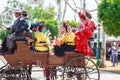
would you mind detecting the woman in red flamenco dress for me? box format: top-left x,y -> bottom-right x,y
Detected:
75,11 -> 95,56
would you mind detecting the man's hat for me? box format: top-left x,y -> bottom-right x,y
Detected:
13,8 -> 21,13
22,10 -> 28,16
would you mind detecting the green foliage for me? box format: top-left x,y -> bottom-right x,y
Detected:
7,0 -> 19,8
0,26 -> 3,32
1,0 -> 19,26
44,20 -> 78,38
70,20 -> 79,28
1,0 -> 56,25
45,20 -> 58,38
61,20 -> 79,28
25,4 -> 56,21
0,30 -> 12,41
25,6 -> 34,21
98,0 -> 120,36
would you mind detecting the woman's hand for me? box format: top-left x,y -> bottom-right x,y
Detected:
55,39 -> 62,46
6,27 -> 12,30
43,43 -> 48,47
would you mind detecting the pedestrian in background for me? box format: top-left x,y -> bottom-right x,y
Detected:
111,46 -> 118,66
106,43 -> 112,60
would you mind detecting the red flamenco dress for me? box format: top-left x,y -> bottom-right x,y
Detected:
75,23 -> 94,56
84,21 -> 95,39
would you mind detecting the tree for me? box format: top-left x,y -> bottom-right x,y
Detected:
25,3 -> 56,21
25,1 -> 57,37
0,0 -> 19,41
62,1 -> 67,21
45,20 -> 58,38
98,0 -> 120,37
1,0 -> 56,24
0,0 -> 57,41
1,0 -> 19,26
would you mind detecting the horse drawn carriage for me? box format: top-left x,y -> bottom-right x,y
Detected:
0,41 -> 100,80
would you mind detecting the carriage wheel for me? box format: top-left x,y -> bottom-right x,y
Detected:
63,56 -> 100,80
51,66 -> 65,80
43,66 -> 64,80
0,66 -> 32,80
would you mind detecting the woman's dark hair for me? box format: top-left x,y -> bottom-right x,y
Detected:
40,22 -> 45,28
30,23 -> 36,30
78,12 -> 86,20
22,10 -> 28,16
85,11 -> 92,19
63,22 -> 68,32
38,25 -> 42,32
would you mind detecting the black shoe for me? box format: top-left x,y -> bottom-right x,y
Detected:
0,48 -> 4,54
4,50 -> 13,54
0,51 -> 6,55
0,48 -> 8,54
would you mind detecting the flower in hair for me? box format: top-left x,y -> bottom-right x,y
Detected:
85,10 -> 89,15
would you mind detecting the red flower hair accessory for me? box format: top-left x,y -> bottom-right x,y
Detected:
78,12 -> 85,20
85,10 -> 89,15
85,10 -> 92,19
63,21 -> 71,26
63,22 -> 67,25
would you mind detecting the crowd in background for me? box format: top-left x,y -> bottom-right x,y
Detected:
106,42 -> 120,66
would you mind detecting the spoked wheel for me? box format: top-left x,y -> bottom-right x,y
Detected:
0,63 -> 9,80
0,66 -> 32,80
51,66 -> 65,80
44,66 -> 64,80
63,56 -> 100,80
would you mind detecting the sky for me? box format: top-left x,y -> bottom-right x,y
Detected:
0,0 -> 100,22
0,0 -> 7,13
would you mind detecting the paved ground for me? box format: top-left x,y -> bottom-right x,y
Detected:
92,58 -> 120,74
31,66 -> 120,80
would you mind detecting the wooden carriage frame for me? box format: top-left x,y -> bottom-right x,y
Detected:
0,41 -> 100,80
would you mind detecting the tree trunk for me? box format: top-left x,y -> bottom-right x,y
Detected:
64,0 -> 77,13
62,1 -> 67,21
55,0 -> 62,36
83,0 -> 86,12
99,26 -> 106,68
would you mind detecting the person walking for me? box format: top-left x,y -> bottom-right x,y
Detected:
111,46 -> 117,66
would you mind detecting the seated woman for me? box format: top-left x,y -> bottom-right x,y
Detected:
34,24 -> 49,52
60,22 -> 75,52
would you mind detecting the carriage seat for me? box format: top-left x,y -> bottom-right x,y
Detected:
14,35 -> 27,41
15,41 -> 28,51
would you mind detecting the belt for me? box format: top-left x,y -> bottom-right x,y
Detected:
66,42 -> 74,45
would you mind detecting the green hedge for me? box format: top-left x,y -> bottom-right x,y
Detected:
45,20 -> 58,38
0,30 -> 12,41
